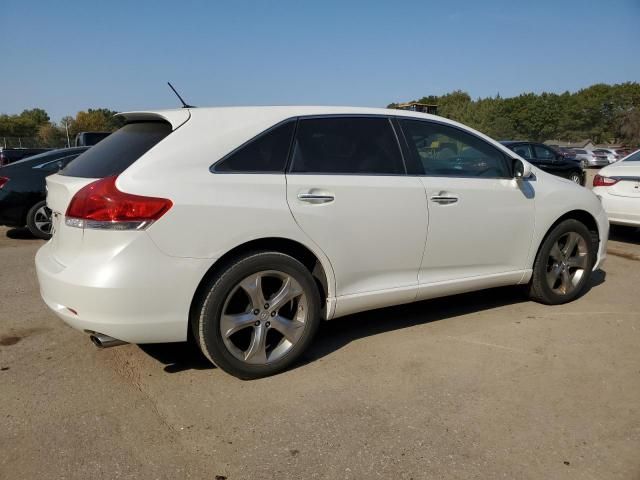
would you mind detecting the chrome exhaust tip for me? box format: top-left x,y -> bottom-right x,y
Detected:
89,332 -> 127,349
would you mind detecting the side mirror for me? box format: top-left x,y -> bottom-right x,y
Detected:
56,161 -> 63,171
513,158 -> 533,180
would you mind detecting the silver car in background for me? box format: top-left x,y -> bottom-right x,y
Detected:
572,149 -> 610,167
593,148 -> 622,164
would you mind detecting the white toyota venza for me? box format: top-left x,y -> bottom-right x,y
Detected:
36,107 -> 609,378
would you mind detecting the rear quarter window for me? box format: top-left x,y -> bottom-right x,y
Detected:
61,122 -> 171,178
212,120 -> 295,173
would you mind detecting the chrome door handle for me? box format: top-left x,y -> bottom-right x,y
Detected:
297,192 -> 335,204
430,194 -> 458,205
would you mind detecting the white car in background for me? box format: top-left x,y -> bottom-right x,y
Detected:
35,106 -> 608,379
593,149 -> 640,228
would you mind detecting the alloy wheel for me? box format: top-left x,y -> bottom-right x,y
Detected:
570,173 -> 582,184
546,232 -> 588,295
220,270 -> 308,365
34,205 -> 52,235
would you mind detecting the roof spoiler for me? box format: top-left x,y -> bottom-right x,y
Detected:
115,109 -> 191,130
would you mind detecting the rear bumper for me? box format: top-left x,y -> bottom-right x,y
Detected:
586,159 -> 609,167
594,190 -> 640,227
35,232 -> 213,344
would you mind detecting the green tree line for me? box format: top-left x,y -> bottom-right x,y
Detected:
389,82 -> 640,146
0,108 -> 125,148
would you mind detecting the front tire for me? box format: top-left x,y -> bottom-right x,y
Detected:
528,219 -> 596,305
192,252 -> 321,379
26,200 -> 52,240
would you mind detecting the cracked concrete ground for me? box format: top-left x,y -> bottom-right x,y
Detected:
1,225 -> 639,479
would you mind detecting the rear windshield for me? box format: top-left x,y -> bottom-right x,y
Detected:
624,151 -> 640,162
61,122 -> 171,178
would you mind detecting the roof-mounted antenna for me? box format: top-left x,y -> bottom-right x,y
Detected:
167,82 -> 195,108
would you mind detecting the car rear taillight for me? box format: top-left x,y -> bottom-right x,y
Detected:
593,175 -> 619,187
0,176 -> 8,189
65,176 -> 172,230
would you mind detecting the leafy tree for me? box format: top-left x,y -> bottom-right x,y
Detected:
389,82 -> 640,146
616,108 -> 640,145
37,123 -> 66,147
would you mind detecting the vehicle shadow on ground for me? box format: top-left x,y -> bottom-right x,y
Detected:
140,271 -> 606,374
609,226 -> 640,245
5,227 -> 39,240
302,272 -> 606,367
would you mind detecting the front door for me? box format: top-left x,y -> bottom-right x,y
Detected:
398,119 -> 536,290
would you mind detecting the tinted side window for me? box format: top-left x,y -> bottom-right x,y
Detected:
61,122 -> 171,178
290,117 -> 404,175
213,121 -> 295,173
533,145 -> 556,159
512,144 -> 532,159
400,120 -> 510,178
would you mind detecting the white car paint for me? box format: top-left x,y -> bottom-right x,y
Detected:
36,106 -> 609,344
593,149 -> 640,227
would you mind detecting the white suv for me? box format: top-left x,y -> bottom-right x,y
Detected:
36,107 -> 608,379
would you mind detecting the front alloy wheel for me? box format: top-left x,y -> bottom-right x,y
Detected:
193,252 -> 321,379
545,232 -> 589,295
528,219 -> 595,304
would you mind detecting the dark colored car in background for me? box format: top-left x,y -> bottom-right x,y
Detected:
556,146 -> 577,160
500,141 -> 585,185
0,147 -> 52,167
0,147 -> 89,239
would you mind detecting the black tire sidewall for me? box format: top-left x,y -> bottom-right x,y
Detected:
26,200 -> 52,240
569,172 -> 582,184
196,252 -> 321,379
533,219 -> 596,304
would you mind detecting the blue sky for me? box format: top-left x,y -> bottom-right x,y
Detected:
1,0 -> 639,121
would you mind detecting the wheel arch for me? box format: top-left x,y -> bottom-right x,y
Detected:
532,209 -> 600,267
189,237 -> 334,328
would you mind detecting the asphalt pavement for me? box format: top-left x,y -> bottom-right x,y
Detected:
1,217 -> 639,479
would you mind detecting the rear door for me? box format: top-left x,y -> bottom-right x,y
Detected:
286,116 -> 428,300
46,121 -> 173,266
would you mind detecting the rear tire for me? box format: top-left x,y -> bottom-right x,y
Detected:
528,219 -> 596,305
569,171 -> 583,185
192,251 -> 321,379
26,201 -> 52,240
